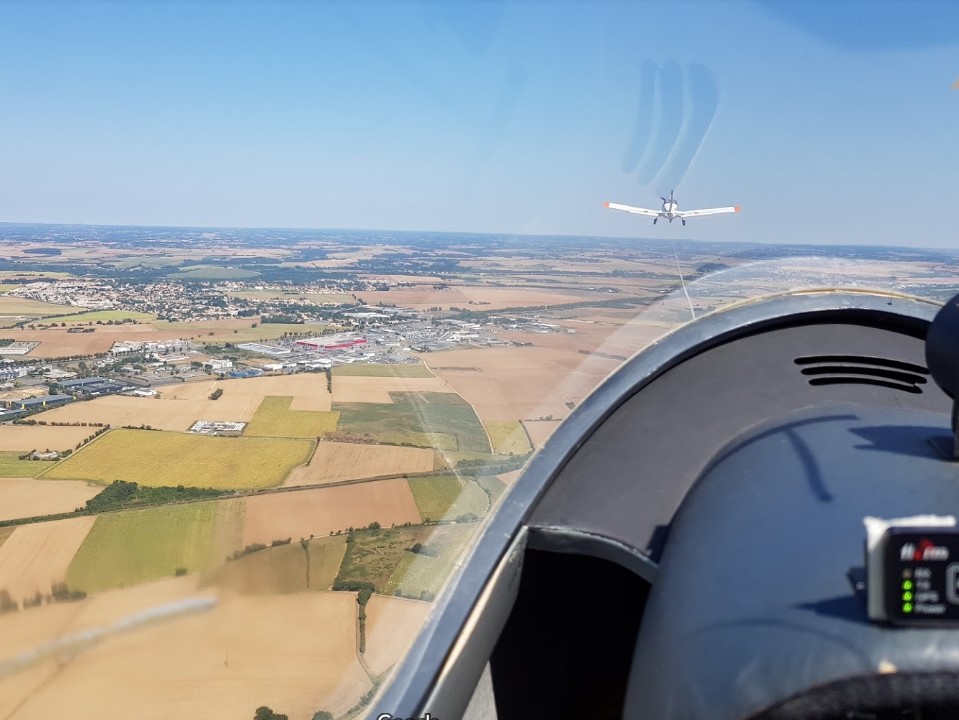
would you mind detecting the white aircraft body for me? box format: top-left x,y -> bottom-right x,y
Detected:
605,190 -> 740,226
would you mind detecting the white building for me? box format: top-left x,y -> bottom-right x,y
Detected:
204,359 -> 234,371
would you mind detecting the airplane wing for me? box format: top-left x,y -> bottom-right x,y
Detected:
677,205 -> 741,218
604,201 -> 660,217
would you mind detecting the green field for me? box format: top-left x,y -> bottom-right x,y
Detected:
0,526 -> 14,551
42,429 -> 314,489
244,396 -> 340,438
151,320 -> 312,344
334,392 -> 490,453
168,266 -> 261,280
0,284 -> 22,293
332,364 -> 434,378
486,421 -> 532,455
66,501 -> 237,592
0,297 -> 76,316
385,524 -> 478,599
0,452 -> 52,478
203,535 -> 347,595
407,474 -> 466,521
336,526 -> 434,592
41,309 -> 157,324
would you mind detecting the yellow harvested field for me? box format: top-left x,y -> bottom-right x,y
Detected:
0,516 -> 96,602
486,421 -> 532,455
32,374 -> 335,431
242,479 -> 422,546
0,425 -> 96,452
331,375 -> 453,404
421,347 -> 617,423
522,420 -> 564,449
162,374 -> 334,412
364,595 -> 431,677
33,395 -> 224,432
283,441 -> 438,486
44,429 -> 313,489
2,593 -> 374,720
0,478 -> 100,522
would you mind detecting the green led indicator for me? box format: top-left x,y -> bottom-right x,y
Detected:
903,602 -> 914,614
903,580 -> 914,590
903,591 -> 914,602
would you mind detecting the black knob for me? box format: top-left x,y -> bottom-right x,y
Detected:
926,293 -> 959,402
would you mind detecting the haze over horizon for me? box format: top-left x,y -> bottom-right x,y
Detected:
2,1 -> 958,247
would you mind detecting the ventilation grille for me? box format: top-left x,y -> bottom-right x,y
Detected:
794,355 -> 930,394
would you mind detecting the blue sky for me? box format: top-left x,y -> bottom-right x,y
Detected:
1,0 -> 958,246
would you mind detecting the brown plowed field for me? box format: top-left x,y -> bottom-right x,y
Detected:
283,441 -> 437,486
242,479 -> 422,546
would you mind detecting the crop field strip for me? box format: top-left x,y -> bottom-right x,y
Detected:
244,395 -> 340,438
282,440 -> 441,486
41,428 -> 314,489
334,391 -> 490,453
332,363 -> 434,378
39,309 -> 157,324
485,420 -> 533,455
0,452 -> 51,478
65,500 -> 240,593
203,535 -> 347,595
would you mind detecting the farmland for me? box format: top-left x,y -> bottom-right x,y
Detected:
42,429 -> 314,489
204,535 -> 347,595
65,501 -> 239,593
0,477 -> 99,522
0,515 -> 96,602
283,440 -> 440,486
407,474 -> 472,521
332,363 -> 434,378
36,374 -> 341,431
335,391 -> 490,453
2,593 -> 374,720
152,318 -> 313,344
364,595 -> 431,677
420,346 -> 621,424
384,523 -> 479,600
0,452 -> 51,478
244,396 -> 340,438
242,479 -> 422,546
0,425 -> 96,452
0,296 -> 75,317
331,375 -> 453,404
334,522 -> 480,601
40,309 -> 157,324
486,420 -> 533,455
160,373 -> 335,412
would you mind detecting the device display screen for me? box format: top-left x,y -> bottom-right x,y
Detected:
883,528 -> 959,625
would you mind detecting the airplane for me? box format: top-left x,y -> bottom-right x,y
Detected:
604,190 -> 740,226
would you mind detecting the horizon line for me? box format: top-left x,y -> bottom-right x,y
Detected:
0,220 -> 957,253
